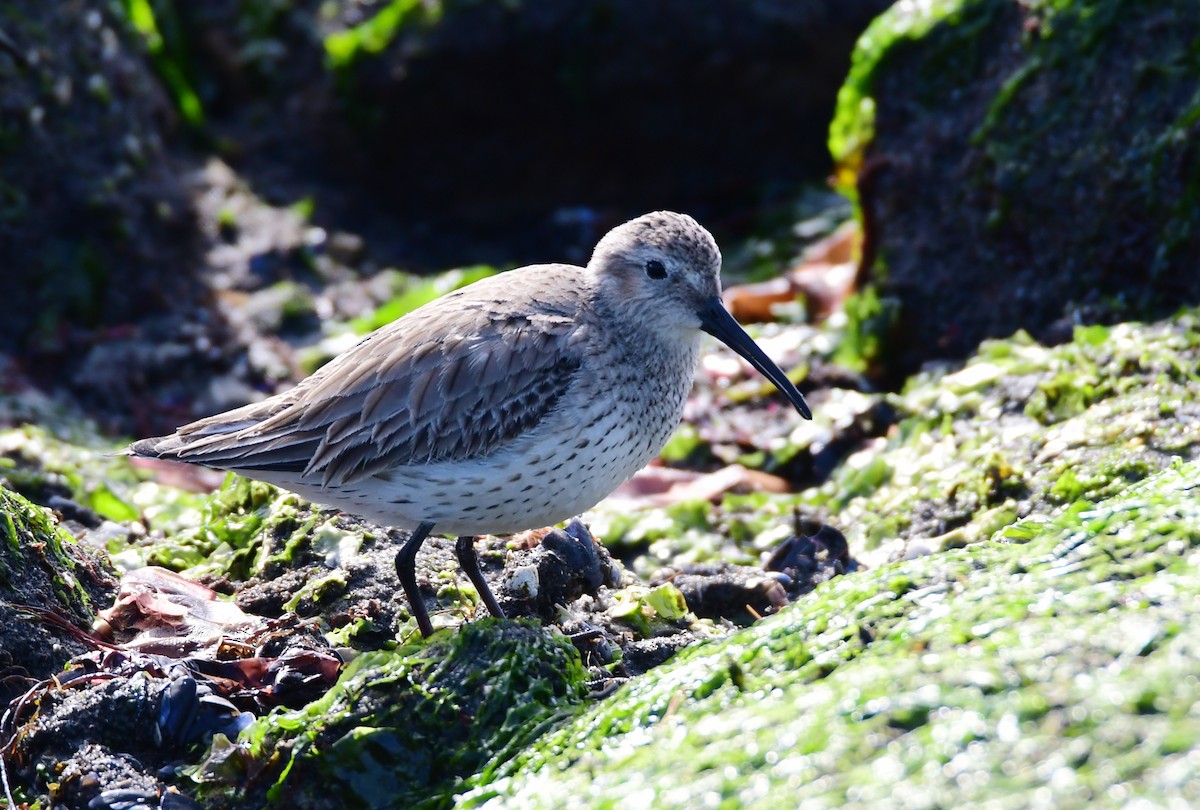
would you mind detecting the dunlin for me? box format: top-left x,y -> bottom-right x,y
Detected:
129,212 -> 812,636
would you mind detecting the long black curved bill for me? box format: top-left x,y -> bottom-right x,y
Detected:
698,298 -> 813,420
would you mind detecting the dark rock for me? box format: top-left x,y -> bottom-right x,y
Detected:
619,635 -> 698,675
0,486 -> 118,703
654,561 -> 788,623
500,519 -> 619,620
837,0 -> 1200,377
0,1 -> 203,352
172,0 -> 892,267
6,678 -> 165,804
39,743 -> 167,810
205,621 -> 588,809
764,521 -> 856,597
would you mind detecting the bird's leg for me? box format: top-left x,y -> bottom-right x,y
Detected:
455,535 -> 506,620
395,521 -> 436,637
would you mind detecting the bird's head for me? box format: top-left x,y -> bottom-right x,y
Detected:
588,211 -> 812,419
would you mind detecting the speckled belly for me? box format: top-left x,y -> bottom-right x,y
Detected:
243,388 -> 684,536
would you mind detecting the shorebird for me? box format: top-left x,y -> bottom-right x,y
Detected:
129,212 -> 812,637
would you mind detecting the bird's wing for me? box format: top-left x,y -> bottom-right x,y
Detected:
136,267 -> 589,487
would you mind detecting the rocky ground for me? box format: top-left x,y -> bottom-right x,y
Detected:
3,0 -> 1200,808
3,301 -> 1197,808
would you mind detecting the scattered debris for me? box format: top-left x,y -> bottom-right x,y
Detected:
724,221 -> 859,323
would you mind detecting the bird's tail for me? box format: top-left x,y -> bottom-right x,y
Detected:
123,398 -> 279,461
125,434 -> 189,459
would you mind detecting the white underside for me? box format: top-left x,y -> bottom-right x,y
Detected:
237,392 -> 675,536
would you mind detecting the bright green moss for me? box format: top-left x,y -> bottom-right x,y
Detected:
198,620 -> 589,809
464,461 -> 1200,807
324,0 -> 443,70
120,0 -> 205,126
0,486 -> 98,616
829,0 -> 984,198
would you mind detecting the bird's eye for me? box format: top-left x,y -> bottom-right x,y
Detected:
645,259 -> 667,279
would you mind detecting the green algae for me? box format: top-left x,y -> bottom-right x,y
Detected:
830,286 -> 896,374
828,0 -> 983,200
0,422 -> 205,530
324,0 -> 444,70
139,473 -> 334,580
0,485 -> 99,616
461,461 -> 1200,808
347,266 -> 499,335
297,266 -> 501,374
2,249 -> 1197,808
591,306 -> 1199,579
814,310 -> 1200,554
197,620 -> 589,809
121,0 -> 205,126
963,0 -> 1200,273
282,568 -> 349,614
0,487 -> 87,614
828,0 -> 1200,368
657,422 -> 709,466
608,583 -> 691,636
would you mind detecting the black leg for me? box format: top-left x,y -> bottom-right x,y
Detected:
395,521 -> 436,637
455,535 -> 506,620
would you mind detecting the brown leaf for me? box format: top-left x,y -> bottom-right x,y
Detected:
723,220 -> 860,324
98,566 -> 263,654
610,464 -> 789,507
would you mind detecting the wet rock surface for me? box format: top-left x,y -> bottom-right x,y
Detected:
40,742 -> 191,810
1,597 -> 341,806
467,461 -> 1200,808
197,621 -> 590,809
3,303 -> 1200,806
6,673 -> 165,801
652,522 -> 856,623
656,562 -> 789,623
0,444 -> 857,806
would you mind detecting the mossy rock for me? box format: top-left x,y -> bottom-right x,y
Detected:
0,485 -> 118,701
198,620 -> 589,809
3,269 -> 1197,806
805,309 -> 1200,557
463,459 -> 1200,808
183,291 -> 1199,810
830,0 -> 1200,376
594,307 -> 1200,566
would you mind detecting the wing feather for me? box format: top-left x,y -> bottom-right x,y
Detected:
130,265 -> 588,487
